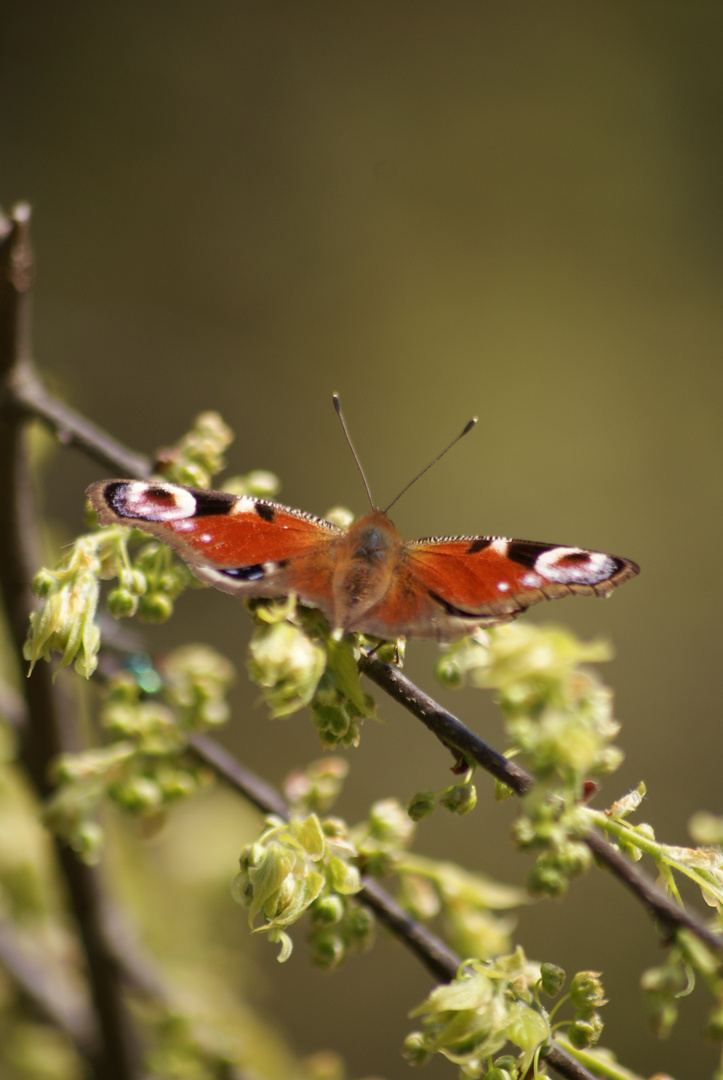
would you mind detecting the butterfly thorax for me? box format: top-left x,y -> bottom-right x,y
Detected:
331,510 -> 403,632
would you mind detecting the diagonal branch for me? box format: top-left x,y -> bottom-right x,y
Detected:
360,653 -> 533,794
188,735 -> 596,1080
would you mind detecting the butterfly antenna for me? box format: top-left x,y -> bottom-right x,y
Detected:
333,393 -> 376,510
383,415 -> 478,514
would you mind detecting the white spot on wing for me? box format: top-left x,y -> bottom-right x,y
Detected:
123,482 -> 197,522
535,547 -> 615,585
490,538 -> 509,556
521,572 -> 543,588
230,496 -> 257,515
496,581 -> 510,592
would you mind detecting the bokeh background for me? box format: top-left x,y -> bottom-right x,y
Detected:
3,3 -> 723,1077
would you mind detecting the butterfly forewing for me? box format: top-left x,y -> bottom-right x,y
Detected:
86,480 -> 344,613
389,534 -> 640,636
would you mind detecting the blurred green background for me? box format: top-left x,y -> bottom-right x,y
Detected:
3,3 -> 723,1077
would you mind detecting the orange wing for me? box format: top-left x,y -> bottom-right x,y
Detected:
351,535 -> 639,641
86,480 -> 344,619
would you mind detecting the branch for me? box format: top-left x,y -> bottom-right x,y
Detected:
360,654 -> 532,794
189,736 -> 595,1080
0,913 -> 96,1054
0,205 -> 141,1080
584,828 -> 723,953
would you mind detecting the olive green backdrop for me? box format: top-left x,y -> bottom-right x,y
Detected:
2,3 -> 722,1077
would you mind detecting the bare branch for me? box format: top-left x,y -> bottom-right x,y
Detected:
360,653 -> 533,794
0,205 -> 142,1080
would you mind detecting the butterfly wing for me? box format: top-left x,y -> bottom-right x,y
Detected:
352,534 -> 640,641
86,480 -> 344,619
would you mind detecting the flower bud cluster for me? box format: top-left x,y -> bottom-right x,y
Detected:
351,797 -> 416,878
232,813 -> 366,964
247,602 -> 376,746
24,536 -> 103,678
44,645 -> 234,860
408,778 -> 478,823
152,411 -> 234,488
457,623 -> 622,786
441,624 -> 624,900
564,971 -> 607,1050
404,949 -> 551,1078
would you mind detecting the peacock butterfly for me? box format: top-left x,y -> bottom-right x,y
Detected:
86,398 -> 639,642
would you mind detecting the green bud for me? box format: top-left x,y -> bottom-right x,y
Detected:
539,963 -> 566,998
138,593 -> 174,622
527,862 -> 568,899
570,971 -> 607,1012
343,905 -> 374,949
640,963 -> 687,996
510,816 -> 537,848
359,849 -> 397,878
311,930 -> 345,969
112,776 -> 164,813
155,767 -> 199,801
435,653 -> 464,688
440,783 -> 477,816
402,1031 -> 430,1066
72,820 -> 105,863
173,463 -> 213,488
368,798 -> 415,846
244,470 -> 281,498
555,841 -> 593,879
31,568 -> 56,598
107,587 -> 139,618
312,895 -> 345,927
566,1011 -> 603,1049
407,790 -> 436,822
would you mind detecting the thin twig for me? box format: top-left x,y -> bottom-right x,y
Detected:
360,654 -> 533,794
4,357 -> 151,478
190,732 -> 596,1080
584,828 -> 723,952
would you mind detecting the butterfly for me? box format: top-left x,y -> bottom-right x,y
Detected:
86,399 -> 639,642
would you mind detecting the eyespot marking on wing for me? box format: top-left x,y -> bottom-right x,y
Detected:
534,547 -> 618,585
105,481 -> 199,522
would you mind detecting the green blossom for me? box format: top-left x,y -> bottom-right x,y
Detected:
24,535 -> 103,678
248,619 -> 326,717
406,951 -> 550,1076
232,814 -> 363,962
